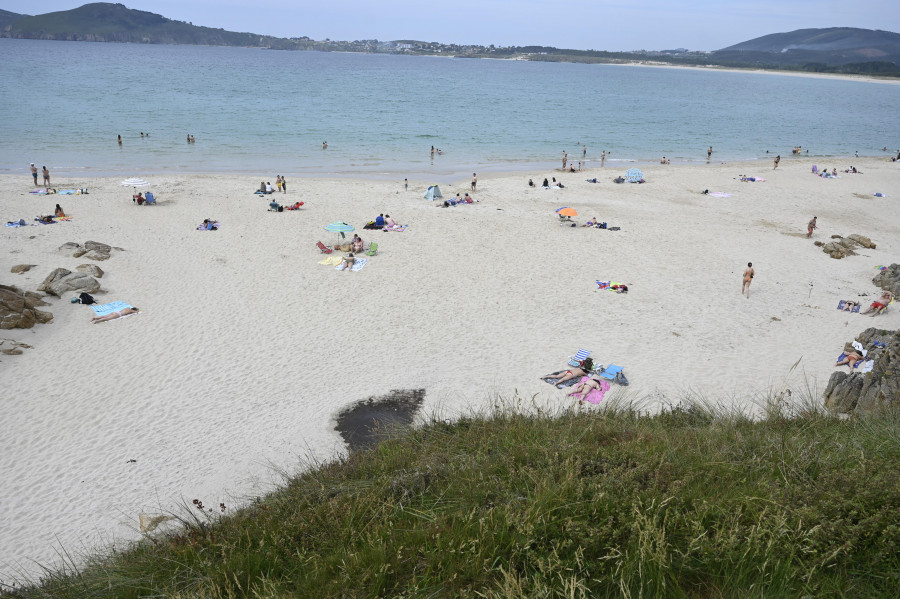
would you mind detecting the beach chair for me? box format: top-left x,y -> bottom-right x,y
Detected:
567,349 -> 591,367
365,242 -> 378,256
144,192 -> 156,205
316,241 -> 333,254
598,364 -> 623,381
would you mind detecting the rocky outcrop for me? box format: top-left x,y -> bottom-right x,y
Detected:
0,338 -> 34,355
75,264 -> 104,278
815,234 -> 876,259
874,263 -> 900,296
10,264 -> 36,274
0,284 -> 53,329
824,328 -> 899,415
37,268 -> 101,297
59,240 -> 117,261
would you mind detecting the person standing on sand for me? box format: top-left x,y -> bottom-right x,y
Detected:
562,151 -> 567,170
774,155 -> 780,169
742,262 -> 755,298
30,163 -> 38,186
600,151 -> 606,166
807,216 -> 817,239
471,173 -> 477,192
281,176 -> 287,193
42,166 -> 50,186
404,178 -> 408,191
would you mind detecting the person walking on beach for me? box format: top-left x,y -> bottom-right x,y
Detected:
773,155 -> 780,169
471,173 -> 477,192
807,216 -> 818,239
562,151 -> 567,170
742,262 -> 755,298
42,166 -> 50,186
281,176 -> 286,193
30,163 -> 38,186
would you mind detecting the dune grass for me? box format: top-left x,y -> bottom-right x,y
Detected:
6,395 -> 900,598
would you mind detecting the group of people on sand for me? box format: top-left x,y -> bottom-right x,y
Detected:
528,177 -> 565,189
541,358 -> 607,397
363,214 -> 400,229
29,164 -> 50,187
258,177 -> 288,194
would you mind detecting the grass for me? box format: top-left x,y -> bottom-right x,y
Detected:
5,394 -> 900,598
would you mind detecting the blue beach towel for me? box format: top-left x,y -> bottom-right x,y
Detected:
837,300 -> 861,313
91,301 -> 133,316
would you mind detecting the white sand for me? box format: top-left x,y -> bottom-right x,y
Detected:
1,157 -> 898,579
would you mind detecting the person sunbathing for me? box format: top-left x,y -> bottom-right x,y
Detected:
861,291 -> 893,316
566,377 -> 603,398
841,300 -> 858,312
91,307 -> 139,323
541,358 -> 594,387
351,234 -> 364,253
583,217 -> 600,227
285,202 -> 304,210
339,253 -> 356,271
54,204 -> 66,217
835,350 -> 863,369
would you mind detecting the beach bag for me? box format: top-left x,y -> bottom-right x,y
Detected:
78,292 -> 96,305
614,371 -> 629,386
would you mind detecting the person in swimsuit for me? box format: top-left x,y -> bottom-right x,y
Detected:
541,358 -> 594,387
471,173 -> 477,191
807,216 -> 817,239
835,350 -> 864,369
91,307 -> 139,323
773,155 -> 780,169
861,291 -> 893,316
54,204 -> 65,217
742,262 -> 754,298
351,234 -> 363,253
567,377 -> 603,398
30,163 -> 38,186
281,176 -> 286,193
339,253 -> 356,271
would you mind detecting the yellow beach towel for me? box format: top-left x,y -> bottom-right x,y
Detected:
319,256 -> 343,266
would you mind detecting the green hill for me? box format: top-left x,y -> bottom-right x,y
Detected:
1,2 -> 296,48
714,27 -> 900,66
0,8 -> 28,29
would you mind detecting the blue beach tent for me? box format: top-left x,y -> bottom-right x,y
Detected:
424,185 -> 443,201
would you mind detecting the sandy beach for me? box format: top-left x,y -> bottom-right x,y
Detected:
1,156 -> 898,579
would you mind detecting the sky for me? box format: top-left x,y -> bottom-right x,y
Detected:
8,1 -> 900,51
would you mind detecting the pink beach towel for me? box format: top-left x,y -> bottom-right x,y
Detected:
566,377 -> 611,404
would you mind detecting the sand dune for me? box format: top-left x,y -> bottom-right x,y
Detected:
1,157 -> 898,578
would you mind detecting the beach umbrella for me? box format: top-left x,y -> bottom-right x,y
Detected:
625,168 -> 643,183
324,221 -> 355,239
121,177 -> 150,188
556,207 -> 578,217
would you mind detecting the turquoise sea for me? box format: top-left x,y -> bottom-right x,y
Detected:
1,38 -> 898,181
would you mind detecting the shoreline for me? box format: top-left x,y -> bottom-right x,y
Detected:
1,157 -> 898,578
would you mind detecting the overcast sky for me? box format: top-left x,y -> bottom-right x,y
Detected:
8,1 -> 900,51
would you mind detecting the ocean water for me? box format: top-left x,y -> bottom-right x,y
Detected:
1,38 -> 898,181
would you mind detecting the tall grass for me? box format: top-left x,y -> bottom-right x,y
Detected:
5,394 -> 900,598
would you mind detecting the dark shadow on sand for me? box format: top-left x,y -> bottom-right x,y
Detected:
336,389 -> 425,452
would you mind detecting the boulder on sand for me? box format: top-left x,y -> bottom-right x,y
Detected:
37,268 -> 101,297
0,284 -> 53,329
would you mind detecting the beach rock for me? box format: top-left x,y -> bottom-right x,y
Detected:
824,328 -> 899,415
10,264 -> 36,274
0,338 -> 34,355
76,264 -> 104,278
848,234 -> 876,249
873,263 -> 900,296
59,241 -> 114,261
822,241 -> 855,259
37,268 -> 101,297
0,284 -> 53,329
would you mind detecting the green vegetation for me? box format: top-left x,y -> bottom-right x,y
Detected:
7,395 -> 900,598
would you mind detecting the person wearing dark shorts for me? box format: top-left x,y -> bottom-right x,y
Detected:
30,163 -> 37,186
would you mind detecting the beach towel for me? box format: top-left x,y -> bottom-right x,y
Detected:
5,219 -> 28,227
837,300 -> 861,313
319,256 -> 344,265
58,189 -> 77,195
567,377 -> 611,404
383,224 -> 408,232
33,218 -> 55,224
858,360 -> 875,374
708,192 -> 732,198
91,301 -> 133,317
335,257 -> 367,272
874,192 -> 887,197
541,372 -> 582,388
851,341 -> 868,358
740,177 -> 765,182
55,216 -> 72,221
29,189 -> 49,195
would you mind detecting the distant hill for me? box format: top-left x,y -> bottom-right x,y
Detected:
713,27 -> 900,67
0,8 -> 28,29
0,2 -> 298,48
